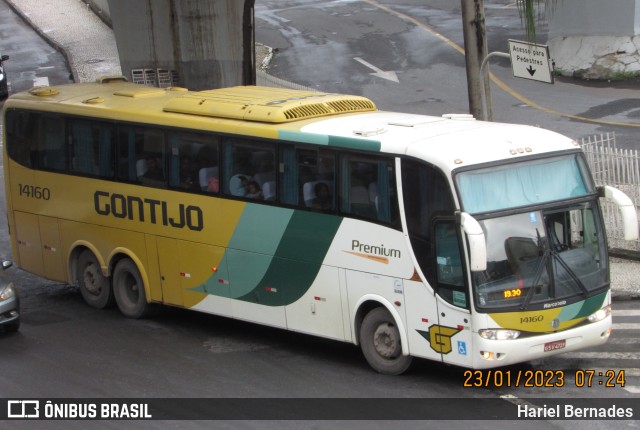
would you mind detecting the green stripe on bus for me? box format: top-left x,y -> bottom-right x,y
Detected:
557,291 -> 607,321
235,210 -> 343,306
279,130 -> 381,152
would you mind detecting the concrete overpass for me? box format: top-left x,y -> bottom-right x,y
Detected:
105,0 -> 255,90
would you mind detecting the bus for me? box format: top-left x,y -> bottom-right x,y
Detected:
3,79 -> 637,374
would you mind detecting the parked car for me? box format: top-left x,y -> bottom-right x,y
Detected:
0,54 -> 10,99
0,261 -> 19,333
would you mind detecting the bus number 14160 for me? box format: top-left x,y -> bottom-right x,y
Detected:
18,184 -> 51,200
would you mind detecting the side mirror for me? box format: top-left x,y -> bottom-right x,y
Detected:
601,186 -> 639,240
2,261 -> 13,270
459,212 -> 487,271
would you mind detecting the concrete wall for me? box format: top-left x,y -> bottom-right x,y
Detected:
547,0 -> 640,78
548,0 -> 639,38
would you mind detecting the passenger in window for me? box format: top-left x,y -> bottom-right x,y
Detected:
229,175 -> 249,196
311,182 -> 332,211
179,156 -> 197,189
246,181 -> 263,200
143,155 -> 164,186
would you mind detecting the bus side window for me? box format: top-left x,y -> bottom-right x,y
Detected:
117,126 -> 166,187
339,155 -> 397,225
168,131 -> 218,192
222,139 -> 275,201
434,221 -> 468,308
37,115 -> 66,171
5,109 -> 37,168
70,119 -> 114,178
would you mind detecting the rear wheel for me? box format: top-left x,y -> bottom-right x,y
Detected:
360,307 -> 412,375
112,259 -> 156,318
77,250 -> 114,309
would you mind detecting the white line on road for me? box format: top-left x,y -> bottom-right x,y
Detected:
560,352 -> 640,360
613,309 -> 640,317
613,323 -> 640,330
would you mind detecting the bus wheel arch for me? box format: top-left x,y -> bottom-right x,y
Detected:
111,256 -> 158,319
69,244 -> 114,309
353,298 -> 412,375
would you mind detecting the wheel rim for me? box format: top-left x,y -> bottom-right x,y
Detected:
372,322 -> 400,359
82,264 -> 102,296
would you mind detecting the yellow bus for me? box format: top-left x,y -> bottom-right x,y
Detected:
3,79 -> 637,374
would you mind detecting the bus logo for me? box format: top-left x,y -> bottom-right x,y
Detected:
416,325 -> 462,354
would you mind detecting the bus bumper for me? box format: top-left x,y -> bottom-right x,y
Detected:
470,315 -> 612,369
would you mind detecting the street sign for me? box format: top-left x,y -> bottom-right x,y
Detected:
508,39 -> 554,84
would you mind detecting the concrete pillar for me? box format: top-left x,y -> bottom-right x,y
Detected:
108,0 -> 255,90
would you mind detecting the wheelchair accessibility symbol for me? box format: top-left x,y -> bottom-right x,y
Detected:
457,341 -> 467,356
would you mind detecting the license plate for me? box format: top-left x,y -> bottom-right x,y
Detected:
544,339 -> 566,352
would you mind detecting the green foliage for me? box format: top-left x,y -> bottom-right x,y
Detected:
517,0 -> 558,43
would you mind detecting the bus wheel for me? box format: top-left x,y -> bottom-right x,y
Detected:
360,307 -> 412,375
112,259 -> 154,319
77,250 -> 114,309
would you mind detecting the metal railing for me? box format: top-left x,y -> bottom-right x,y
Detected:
581,133 -> 640,251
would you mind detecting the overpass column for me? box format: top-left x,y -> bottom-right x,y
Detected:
108,0 -> 255,90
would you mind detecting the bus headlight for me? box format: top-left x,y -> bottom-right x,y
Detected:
479,329 -> 520,340
587,305 -> 611,323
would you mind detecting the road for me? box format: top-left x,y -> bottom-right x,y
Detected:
255,0 -> 640,150
0,0 -> 639,429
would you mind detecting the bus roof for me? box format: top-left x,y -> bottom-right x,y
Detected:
5,81 -> 580,172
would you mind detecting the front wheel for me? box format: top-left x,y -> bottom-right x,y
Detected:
360,307 -> 412,375
112,259 -> 156,318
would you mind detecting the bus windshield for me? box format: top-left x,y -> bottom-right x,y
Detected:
471,204 -> 608,310
456,153 -> 594,214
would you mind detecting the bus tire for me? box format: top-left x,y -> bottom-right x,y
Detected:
77,250 -> 114,309
360,307 -> 412,375
112,259 -> 155,319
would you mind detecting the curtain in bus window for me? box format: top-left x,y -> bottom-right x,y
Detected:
98,127 -> 114,177
169,134 -> 181,187
5,110 -> 36,167
376,162 -> 391,223
280,147 -> 298,205
457,156 -> 590,214
71,121 -> 95,174
38,116 -> 66,171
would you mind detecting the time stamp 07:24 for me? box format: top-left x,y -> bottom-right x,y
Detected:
463,369 -> 626,388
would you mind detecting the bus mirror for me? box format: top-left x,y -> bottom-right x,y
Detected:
603,186 -> 639,240
459,212 -> 487,271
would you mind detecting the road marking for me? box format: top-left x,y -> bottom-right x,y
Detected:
624,386 -> 640,394
592,368 -> 640,377
609,337 -> 640,344
560,352 -> 640,360
613,310 -> 640,317
613,323 -> 640,330
361,0 -> 640,128
353,57 -> 399,83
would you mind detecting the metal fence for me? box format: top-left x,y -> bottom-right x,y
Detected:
581,133 -> 640,251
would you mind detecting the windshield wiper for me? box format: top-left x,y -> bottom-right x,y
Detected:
551,251 -> 589,297
520,228 -> 548,310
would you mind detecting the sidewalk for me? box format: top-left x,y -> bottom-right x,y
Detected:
4,0 -> 639,300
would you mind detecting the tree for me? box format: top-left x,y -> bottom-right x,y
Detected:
517,0 -> 558,43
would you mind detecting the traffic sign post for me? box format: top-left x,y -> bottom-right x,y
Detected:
508,39 -> 554,84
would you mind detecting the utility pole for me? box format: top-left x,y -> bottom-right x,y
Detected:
460,0 -> 490,120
